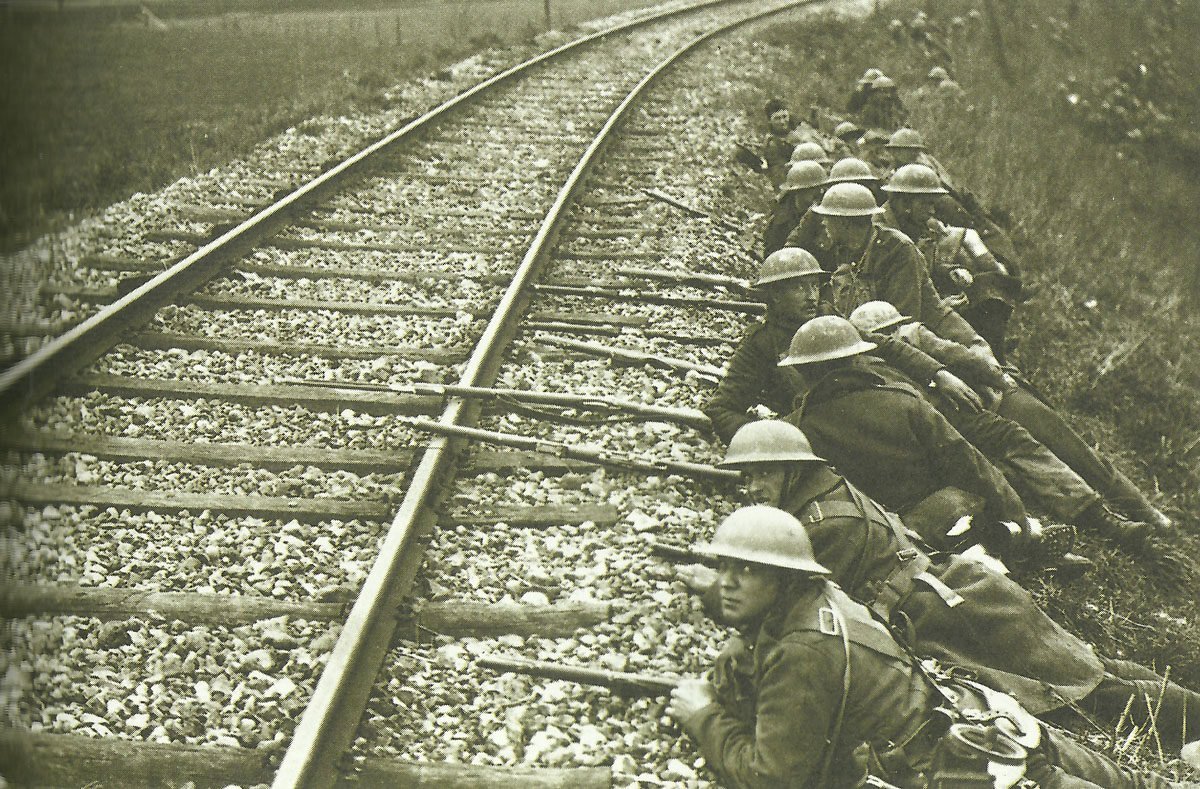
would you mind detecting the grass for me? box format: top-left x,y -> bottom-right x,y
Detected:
0,0 -> 660,252
734,0 -> 1200,775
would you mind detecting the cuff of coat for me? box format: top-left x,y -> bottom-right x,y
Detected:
681,701 -> 723,738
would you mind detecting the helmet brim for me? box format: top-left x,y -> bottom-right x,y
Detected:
857,314 -> 912,334
881,183 -> 948,194
812,203 -> 884,217
693,542 -> 831,575
718,450 -> 825,468
824,174 -> 880,186
753,269 -> 828,288
779,339 -> 878,366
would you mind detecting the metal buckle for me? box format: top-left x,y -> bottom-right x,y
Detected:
807,501 -> 824,523
818,606 -> 839,635
896,547 -> 920,562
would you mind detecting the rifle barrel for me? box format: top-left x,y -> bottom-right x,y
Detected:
409,383 -> 710,430
478,654 -> 679,696
540,336 -> 724,381
648,539 -> 710,563
642,188 -> 746,235
403,419 -> 738,483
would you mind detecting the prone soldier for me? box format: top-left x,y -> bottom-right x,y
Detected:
878,163 -> 1022,358
677,420 -> 1200,750
849,300 -> 1174,532
668,505 -> 1200,788
778,316 -> 1157,552
704,248 -> 983,446
762,161 -> 827,256
882,127 -> 1019,264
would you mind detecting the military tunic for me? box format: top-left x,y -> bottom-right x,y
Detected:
704,313 -> 945,444
785,364 -> 1029,532
827,225 -> 985,350
686,581 -> 1194,788
762,195 -> 807,256
762,133 -> 794,188
778,464 -> 1104,714
842,356 -> 1101,525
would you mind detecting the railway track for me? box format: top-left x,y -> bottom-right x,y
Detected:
0,0 -> 856,786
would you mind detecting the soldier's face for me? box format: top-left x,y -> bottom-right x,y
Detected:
823,215 -> 871,249
769,110 -> 791,134
717,560 -> 784,625
743,464 -> 789,506
771,276 -> 822,326
791,187 -> 823,212
889,147 -> 921,166
893,194 -> 937,226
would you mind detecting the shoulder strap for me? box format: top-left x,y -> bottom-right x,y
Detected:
817,595 -> 853,785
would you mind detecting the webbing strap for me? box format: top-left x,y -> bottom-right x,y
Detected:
838,485 -> 940,619
817,595 -> 853,785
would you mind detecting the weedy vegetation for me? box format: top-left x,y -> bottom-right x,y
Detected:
741,0 -> 1199,777
0,0 -> 658,251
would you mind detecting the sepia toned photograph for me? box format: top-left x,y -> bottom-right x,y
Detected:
1,0 -> 1198,786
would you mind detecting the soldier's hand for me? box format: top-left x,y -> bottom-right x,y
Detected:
676,563 -> 719,594
932,370 -> 984,412
668,678 -> 718,723
948,267 -> 974,288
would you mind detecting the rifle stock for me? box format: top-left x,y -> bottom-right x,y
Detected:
478,653 -> 680,696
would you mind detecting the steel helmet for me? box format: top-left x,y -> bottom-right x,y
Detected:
825,157 -> 878,185
779,315 -> 877,366
780,160 -> 828,193
812,183 -> 883,217
928,66 -> 950,81
860,129 -> 889,146
695,505 -> 831,575
754,247 -> 823,287
789,141 -> 830,164
849,300 -> 912,334
720,420 -> 825,467
885,127 -> 926,150
834,120 -> 861,140
882,163 -> 948,194
873,75 -> 898,90
860,67 -> 885,84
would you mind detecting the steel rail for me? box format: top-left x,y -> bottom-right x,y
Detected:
0,0 -> 738,420
272,0 -> 824,786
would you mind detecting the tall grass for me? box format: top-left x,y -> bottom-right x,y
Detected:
0,0 -> 659,251
736,1 -> 1200,767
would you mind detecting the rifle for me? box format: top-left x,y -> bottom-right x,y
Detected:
641,189 -> 763,262
615,266 -> 751,293
648,538 -> 713,564
402,418 -> 741,484
477,653 -> 680,696
641,188 -> 747,235
279,379 -> 711,430
537,336 -> 725,385
733,138 -> 768,172
532,283 -> 764,316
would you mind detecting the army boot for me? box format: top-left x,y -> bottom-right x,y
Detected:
1073,500 -> 1152,549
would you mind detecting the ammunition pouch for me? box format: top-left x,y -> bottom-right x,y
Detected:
874,669 -> 1041,786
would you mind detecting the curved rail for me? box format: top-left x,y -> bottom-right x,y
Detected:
272,0 -> 823,786
0,0 -> 737,419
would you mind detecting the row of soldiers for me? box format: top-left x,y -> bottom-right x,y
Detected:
658,65 -> 1198,787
